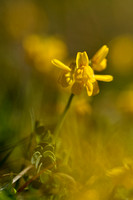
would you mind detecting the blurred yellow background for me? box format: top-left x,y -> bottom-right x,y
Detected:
1,0 -> 133,199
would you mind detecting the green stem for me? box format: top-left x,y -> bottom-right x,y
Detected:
54,93 -> 74,140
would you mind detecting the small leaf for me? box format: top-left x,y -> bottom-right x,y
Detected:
35,155 -> 42,169
43,151 -> 56,162
43,144 -> 54,152
34,145 -> 43,154
31,151 -> 42,169
40,170 -> 51,184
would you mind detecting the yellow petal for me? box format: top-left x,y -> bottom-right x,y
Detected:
51,59 -> 71,71
92,45 -> 109,64
71,82 -> 83,95
58,72 -> 72,87
76,51 -> 89,68
94,75 -> 113,82
92,58 -> 107,71
92,80 -> 99,96
83,66 -> 95,83
86,81 -> 93,96
75,68 -> 83,82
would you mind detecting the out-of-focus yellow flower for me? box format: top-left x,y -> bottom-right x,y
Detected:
117,89 -> 133,114
52,46 -> 113,96
23,35 -> 67,73
5,1 -> 46,39
110,35 -> 133,73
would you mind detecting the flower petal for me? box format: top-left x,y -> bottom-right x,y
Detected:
92,45 -> 109,64
94,75 -> 113,82
58,72 -> 72,87
83,66 -> 95,83
86,81 -> 93,96
92,58 -> 107,72
51,59 -> 71,71
71,82 -> 83,95
76,51 -> 89,68
75,68 -> 83,82
92,80 -> 99,96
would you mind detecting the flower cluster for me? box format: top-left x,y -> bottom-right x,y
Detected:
52,45 -> 113,96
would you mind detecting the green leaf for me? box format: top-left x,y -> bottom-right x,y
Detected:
40,170 -> 51,184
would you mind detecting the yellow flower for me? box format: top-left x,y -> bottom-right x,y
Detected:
51,59 -> 75,87
52,45 -> 113,96
5,1 -> 45,40
72,50 -> 113,96
117,89 -> 133,114
23,35 -> 67,73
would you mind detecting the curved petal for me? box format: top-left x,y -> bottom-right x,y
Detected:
92,80 -> 99,96
86,81 -> 93,96
71,82 -> 83,95
94,75 -> 113,82
92,59 -> 107,72
58,72 -> 72,87
76,51 -> 89,68
51,59 -> 71,72
92,45 -> 109,64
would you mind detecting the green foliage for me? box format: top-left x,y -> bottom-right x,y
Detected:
31,121 -> 56,173
0,186 -> 16,200
40,170 -> 51,184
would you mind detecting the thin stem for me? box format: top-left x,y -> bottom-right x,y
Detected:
12,165 -> 33,184
0,165 -> 33,191
61,93 -> 74,120
54,93 -> 74,140
17,164 -> 54,193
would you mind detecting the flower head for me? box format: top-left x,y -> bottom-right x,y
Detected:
52,45 -> 113,96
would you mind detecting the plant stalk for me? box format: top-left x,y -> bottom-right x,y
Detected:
54,93 -> 74,141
